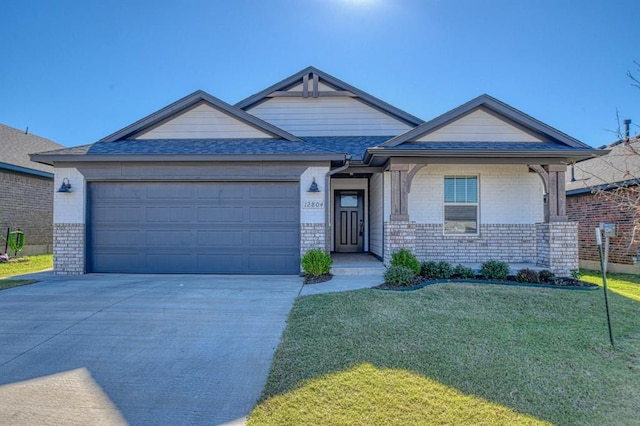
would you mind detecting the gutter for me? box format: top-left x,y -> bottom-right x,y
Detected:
323,155 -> 351,252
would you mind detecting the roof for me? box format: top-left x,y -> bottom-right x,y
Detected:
0,123 -> 63,177
99,90 -> 301,142
380,94 -> 591,149
567,136 -> 640,195
235,66 -> 424,127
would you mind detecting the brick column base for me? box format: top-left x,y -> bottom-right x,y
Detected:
54,223 -> 85,275
536,222 -> 578,276
383,221 -> 416,266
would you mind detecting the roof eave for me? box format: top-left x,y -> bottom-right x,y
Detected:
30,153 -> 345,164
0,162 -> 54,178
99,91 -> 301,143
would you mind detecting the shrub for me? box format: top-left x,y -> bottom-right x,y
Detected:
453,264 -> 476,279
301,249 -> 332,276
516,268 -> 539,283
390,249 -> 420,276
480,259 -> 510,280
420,261 -> 439,279
421,260 -> 453,279
538,269 -> 556,282
571,269 -> 581,280
384,265 -> 416,286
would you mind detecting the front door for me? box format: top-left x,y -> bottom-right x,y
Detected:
334,190 -> 364,252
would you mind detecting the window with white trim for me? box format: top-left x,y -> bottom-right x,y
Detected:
444,176 -> 478,234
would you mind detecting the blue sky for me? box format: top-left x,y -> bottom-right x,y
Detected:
1,0 -> 638,148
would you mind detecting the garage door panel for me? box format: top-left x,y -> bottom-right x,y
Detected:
89,181 -> 300,274
197,207 -> 246,222
145,206 -> 195,222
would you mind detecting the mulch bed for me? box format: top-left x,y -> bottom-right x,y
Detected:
376,275 -> 599,291
303,274 -> 333,285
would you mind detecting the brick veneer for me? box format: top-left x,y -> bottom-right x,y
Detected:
53,223 -> 85,275
567,191 -> 637,265
535,222 -> 578,276
0,170 -> 54,255
383,221 -> 416,265
414,224 -> 536,263
300,223 -> 327,255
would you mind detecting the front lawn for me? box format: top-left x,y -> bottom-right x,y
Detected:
580,269 -> 640,302
0,254 -> 53,278
249,283 -> 640,425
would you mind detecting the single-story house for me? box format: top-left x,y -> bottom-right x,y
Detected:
567,134 -> 640,273
32,66 -> 600,276
0,123 -> 63,255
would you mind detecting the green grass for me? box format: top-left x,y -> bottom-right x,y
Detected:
580,269 -> 640,301
0,279 -> 38,291
0,254 -> 53,278
249,283 -> 640,425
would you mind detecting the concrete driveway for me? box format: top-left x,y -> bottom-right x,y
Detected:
0,274 -> 304,425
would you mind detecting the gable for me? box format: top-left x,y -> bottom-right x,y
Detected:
134,102 -> 274,139
416,108 -> 544,143
247,97 -> 413,137
237,67 -> 422,137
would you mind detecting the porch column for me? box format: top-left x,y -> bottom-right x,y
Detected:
390,164 -> 409,221
545,164 -> 568,222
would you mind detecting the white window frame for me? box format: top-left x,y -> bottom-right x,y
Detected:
443,175 -> 479,235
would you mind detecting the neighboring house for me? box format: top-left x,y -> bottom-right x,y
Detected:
567,135 -> 640,273
32,66 -> 599,276
0,123 -> 64,255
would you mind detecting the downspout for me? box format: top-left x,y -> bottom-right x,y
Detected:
324,154 -> 351,252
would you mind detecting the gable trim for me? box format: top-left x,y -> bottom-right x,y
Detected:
100,90 -> 301,142
235,66 -> 424,127
380,94 -> 590,149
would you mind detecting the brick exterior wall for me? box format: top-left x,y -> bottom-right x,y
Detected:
53,223 -> 85,275
414,224 -> 536,263
0,170 -> 53,255
300,223 -> 327,255
535,222 -> 578,276
383,221 -> 416,265
567,191 -> 637,265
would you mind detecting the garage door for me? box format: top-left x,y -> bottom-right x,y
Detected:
88,181 -> 300,274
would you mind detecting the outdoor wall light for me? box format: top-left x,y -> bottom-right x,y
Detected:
308,177 -> 320,192
57,178 -> 72,193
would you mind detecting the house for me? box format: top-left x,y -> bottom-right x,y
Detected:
567,133 -> 640,273
0,123 -> 63,255
32,66 -> 599,276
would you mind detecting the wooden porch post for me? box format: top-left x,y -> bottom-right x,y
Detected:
390,164 -> 409,221
545,164 -> 568,222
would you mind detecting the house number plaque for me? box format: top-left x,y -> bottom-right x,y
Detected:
303,201 -> 324,209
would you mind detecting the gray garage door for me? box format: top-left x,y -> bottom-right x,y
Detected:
88,181 -> 300,274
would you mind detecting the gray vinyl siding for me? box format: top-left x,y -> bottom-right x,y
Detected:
247,97 -> 413,137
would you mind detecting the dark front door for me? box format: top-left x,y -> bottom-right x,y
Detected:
334,190 -> 364,253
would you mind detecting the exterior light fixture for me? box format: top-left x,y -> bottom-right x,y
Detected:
57,178 -> 72,193
308,177 -> 320,192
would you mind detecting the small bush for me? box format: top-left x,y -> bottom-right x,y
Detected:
301,249 -> 332,276
390,249 -> 420,276
384,265 -> 416,286
516,268 -> 539,283
538,269 -> 556,282
480,259 -> 510,280
420,261 -> 439,279
421,260 -> 453,279
571,269 -> 581,280
453,264 -> 476,279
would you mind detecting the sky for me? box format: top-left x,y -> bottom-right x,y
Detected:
1,0 -> 639,148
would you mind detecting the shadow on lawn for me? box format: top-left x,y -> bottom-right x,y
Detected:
252,284 -> 640,425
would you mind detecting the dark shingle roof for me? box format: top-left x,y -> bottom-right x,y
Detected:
384,142 -> 576,151
302,136 -> 392,160
87,139 -> 339,155
0,123 -> 63,175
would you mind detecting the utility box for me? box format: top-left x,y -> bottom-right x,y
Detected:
599,223 -> 616,238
